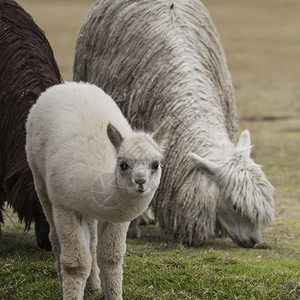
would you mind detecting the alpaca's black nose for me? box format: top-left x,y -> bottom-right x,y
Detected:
135,178 -> 146,186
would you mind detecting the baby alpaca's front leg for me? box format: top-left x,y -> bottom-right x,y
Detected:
86,218 -> 102,293
97,221 -> 130,300
53,207 -> 92,300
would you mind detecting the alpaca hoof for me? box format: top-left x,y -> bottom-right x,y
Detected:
127,228 -> 141,239
87,286 -> 102,294
86,275 -> 102,293
36,235 -> 52,251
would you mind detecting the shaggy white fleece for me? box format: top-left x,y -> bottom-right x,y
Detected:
73,0 -> 274,248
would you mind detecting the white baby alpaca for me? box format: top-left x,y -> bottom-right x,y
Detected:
26,82 -> 169,300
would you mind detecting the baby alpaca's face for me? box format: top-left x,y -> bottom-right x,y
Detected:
116,134 -> 163,196
116,158 -> 161,196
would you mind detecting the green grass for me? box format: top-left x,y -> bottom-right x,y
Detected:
124,236 -> 300,299
1,224 -> 300,299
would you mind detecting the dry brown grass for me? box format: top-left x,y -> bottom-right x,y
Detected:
17,0 -> 94,80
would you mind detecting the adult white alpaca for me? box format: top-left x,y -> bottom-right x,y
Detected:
26,82 -> 170,300
73,0 -> 274,248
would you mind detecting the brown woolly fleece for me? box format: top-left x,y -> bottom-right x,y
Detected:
0,0 -> 61,250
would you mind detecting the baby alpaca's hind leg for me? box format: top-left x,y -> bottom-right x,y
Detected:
86,218 -> 101,293
37,190 -> 62,285
97,221 -> 130,300
33,176 -> 62,286
53,207 -> 92,300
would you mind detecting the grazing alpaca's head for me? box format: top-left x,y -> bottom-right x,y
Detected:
189,130 -> 274,248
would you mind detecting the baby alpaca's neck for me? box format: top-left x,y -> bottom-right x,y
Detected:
90,174 -> 153,223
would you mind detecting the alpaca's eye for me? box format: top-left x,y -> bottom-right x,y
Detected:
120,162 -> 129,171
151,161 -> 159,171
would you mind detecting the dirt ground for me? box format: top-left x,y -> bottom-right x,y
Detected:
14,0 -> 300,250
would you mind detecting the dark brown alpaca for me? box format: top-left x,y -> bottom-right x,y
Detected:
0,0 -> 62,250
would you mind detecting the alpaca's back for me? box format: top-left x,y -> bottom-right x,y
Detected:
26,82 -> 133,199
28,82 -> 131,148
74,0 -> 238,138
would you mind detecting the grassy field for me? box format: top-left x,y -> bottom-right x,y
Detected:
1,0 -> 300,299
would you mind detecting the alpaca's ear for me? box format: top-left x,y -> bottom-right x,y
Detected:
151,116 -> 172,151
237,130 -> 251,157
188,152 -> 220,180
107,123 -> 123,151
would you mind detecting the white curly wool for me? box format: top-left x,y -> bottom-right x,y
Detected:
26,82 -> 170,299
73,0 -> 274,248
